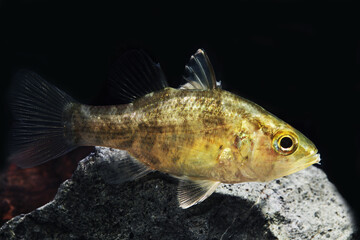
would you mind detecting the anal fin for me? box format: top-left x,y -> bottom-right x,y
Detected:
99,151 -> 153,184
177,177 -> 220,209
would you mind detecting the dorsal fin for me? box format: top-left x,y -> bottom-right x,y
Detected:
108,50 -> 168,103
180,49 -> 220,90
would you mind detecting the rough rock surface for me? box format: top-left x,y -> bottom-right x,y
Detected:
0,147 -> 357,239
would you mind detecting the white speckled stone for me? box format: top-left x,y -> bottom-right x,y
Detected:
216,166 -> 357,239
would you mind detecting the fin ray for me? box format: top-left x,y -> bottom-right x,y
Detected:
108,50 -> 168,103
177,176 -> 220,209
8,70 -> 77,168
98,151 -> 154,184
180,49 -> 220,90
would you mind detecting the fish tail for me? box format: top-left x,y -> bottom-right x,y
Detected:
8,70 -> 78,168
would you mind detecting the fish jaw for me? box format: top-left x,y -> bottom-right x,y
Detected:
294,152 -> 321,172
244,151 -> 321,183
273,152 -> 321,179
263,146 -> 321,181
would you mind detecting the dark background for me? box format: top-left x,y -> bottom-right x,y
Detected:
1,0 -> 359,225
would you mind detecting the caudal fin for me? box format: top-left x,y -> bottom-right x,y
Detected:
8,70 -> 77,168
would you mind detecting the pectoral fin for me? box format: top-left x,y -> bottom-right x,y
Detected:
177,177 -> 220,209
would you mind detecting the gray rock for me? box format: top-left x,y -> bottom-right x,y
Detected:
0,147 -> 358,239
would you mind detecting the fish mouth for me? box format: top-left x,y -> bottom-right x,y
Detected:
296,152 -> 321,172
284,152 -> 321,176
302,152 -> 321,165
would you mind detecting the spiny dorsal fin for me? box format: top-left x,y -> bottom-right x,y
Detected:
108,50 -> 168,103
177,176 -> 220,209
98,150 -> 153,184
180,49 -> 220,90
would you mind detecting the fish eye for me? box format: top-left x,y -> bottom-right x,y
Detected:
272,131 -> 298,155
280,136 -> 293,149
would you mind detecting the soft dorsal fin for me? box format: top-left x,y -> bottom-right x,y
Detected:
180,49 -> 220,90
108,50 -> 168,103
177,176 -> 220,209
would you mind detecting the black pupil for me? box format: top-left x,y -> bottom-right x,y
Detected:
280,137 -> 293,149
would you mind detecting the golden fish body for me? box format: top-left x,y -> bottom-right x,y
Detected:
9,49 -> 320,208
69,87 -> 318,184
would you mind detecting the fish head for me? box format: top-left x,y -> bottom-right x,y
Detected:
244,121 -> 320,182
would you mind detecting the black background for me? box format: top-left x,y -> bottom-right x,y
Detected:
1,1 -> 359,224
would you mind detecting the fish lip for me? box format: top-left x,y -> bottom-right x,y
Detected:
286,152 -> 321,176
301,152 -> 321,166
311,153 -> 321,165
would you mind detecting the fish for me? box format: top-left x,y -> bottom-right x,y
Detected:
8,49 -> 320,209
